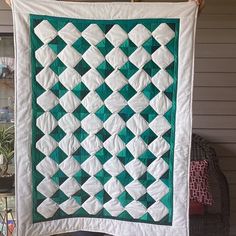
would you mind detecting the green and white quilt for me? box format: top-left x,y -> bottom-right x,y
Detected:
13,0 -> 198,235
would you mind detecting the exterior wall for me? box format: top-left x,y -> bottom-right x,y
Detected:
0,0 -> 235,234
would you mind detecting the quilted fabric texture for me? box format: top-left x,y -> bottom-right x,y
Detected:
190,160 -> 213,206
31,15 -> 179,225
14,1 -> 198,235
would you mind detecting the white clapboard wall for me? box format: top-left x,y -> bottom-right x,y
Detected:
0,0 -> 236,234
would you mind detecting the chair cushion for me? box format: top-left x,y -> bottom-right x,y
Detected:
189,200 -> 205,215
190,160 -> 213,206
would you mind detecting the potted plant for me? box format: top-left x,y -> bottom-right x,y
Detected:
0,126 -> 14,192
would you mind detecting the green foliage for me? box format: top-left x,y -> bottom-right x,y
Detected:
0,126 -> 14,176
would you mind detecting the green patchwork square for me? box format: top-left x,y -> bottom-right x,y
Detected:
118,127 -> 135,144
95,105 -> 112,122
117,148 -> 134,165
120,61 -> 138,79
50,104 -> 67,120
95,148 -> 112,165
73,37 -> 90,54
96,38 -> 114,56
120,39 -> 137,56
74,59 -> 91,76
50,58 -> 66,76
118,105 -> 135,122
96,83 -> 113,100
96,61 -> 114,78
119,84 -> 136,101
74,127 -> 89,142
48,36 -> 67,54
72,83 -> 90,100
51,82 -> 68,98
143,60 -> 160,77
142,36 -> 161,54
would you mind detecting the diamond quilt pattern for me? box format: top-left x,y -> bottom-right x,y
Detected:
31,16 -> 179,225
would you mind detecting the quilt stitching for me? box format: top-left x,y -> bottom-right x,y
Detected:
30,15 -> 179,225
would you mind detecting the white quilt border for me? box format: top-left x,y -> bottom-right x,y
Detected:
13,1 -> 198,235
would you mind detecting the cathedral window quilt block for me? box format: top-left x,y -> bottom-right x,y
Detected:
13,1 -> 198,235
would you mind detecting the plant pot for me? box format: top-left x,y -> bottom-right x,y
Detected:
0,174 -> 14,193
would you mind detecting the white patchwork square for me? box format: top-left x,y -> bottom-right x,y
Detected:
103,156 -> 125,176
59,91 -> 81,113
81,134 -> 102,154
152,46 -> 174,69
103,135 -> 125,156
125,180 -> 146,200
103,199 -> 124,217
36,134 -> 58,156
128,24 -> 151,47
147,158 -> 169,180
82,24 -> 104,45
59,156 -> 81,177
83,46 -> 104,68
105,48 -> 128,69
152,23 -> 175,45
37,198 -> 59,219
37,90 -> 58,111
34,20 -> 57,44
148,137 -> 170,158
59,198 -> 80,215
59,68 -> 82,90
126,137 -> 147,158
125,201 -> 146,219
35,45 -> 57,67
59,133 -> 80,156
149,115 -> 171,136
125,159 -> 147,179
37,178 -> 59,198
82,197 -> 103,215
81,91 -> 103,113
81,156 -> 103,175
104,113 -> 125,135
128,92 -> 149,113
104,177 -> 124,198
58,45 -> 82,68
129,70 -> 151,92
150,92 -> 172,115
129,47 -> 151,68
106,24 -> 128,47
36,156 -> 59,178
105,70 -> 128,91
147,180 -> 169,201
58,113 -> 80,133
152,69 -> 173,91
104,92 -> 127,113
126,114 -> 148,136
147,201 -> 169,221
60,177 -> 81,197
81,113 -> 103,134
58,22 -> 81,45
82,69 -> 104,90
81,177 -> 103,196
36,67 -> 58,90
37,112 -> 57,134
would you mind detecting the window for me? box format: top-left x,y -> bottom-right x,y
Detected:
0,33 -> 15,235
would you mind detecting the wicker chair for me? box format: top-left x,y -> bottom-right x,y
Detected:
190,134 -> 230,236
55,134 -> 230,236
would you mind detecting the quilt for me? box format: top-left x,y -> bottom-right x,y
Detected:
13,0 -> 198,235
